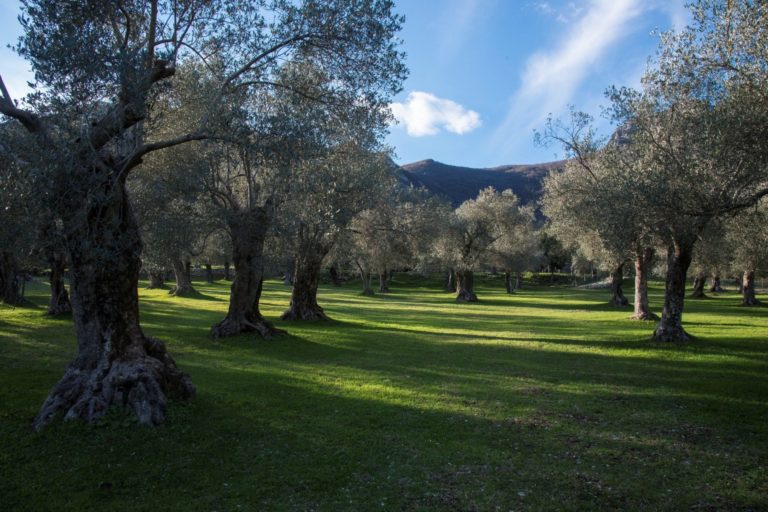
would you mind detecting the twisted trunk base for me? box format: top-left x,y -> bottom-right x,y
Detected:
742,270 -> 761,306
211,208 -> 285,339
378,270 -> 390,294
146,270 -> 167,290
0,251 -> 23,306
630,247 -> 657,321
282,251 -> 329,321
690,271 -> 707,298
609,263 -> 629,307
169,258 -> 196,297
34,173 -> 194,430
444,268 -> 456,293
653,239 -> 694,342
455,270 -> 478,302
47,253 -> 72,316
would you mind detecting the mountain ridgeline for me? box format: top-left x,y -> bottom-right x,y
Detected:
397,158 -> 565,207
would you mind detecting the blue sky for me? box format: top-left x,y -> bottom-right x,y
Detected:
0,0 -> 688,167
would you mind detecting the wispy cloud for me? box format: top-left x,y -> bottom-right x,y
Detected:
534,1 -> 583,23
391,91 -> 481,137
493,0 -> 644,158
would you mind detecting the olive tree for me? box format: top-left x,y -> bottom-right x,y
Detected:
0,0 -> 405,429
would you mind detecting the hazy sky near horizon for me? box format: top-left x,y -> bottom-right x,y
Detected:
0,0 -> 688,167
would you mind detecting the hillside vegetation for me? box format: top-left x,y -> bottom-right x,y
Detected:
2,276 -> 766,511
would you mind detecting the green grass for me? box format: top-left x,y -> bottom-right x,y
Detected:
1,274 -> 767,511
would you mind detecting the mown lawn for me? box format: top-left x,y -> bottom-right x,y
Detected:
1,274 -> 766,511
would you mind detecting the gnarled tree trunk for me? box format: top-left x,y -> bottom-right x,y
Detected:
455,270 -> 478,302
653,238 -> 695,342
378,270 -> 390,293
709,274 -> 724,293
281,248 -> 328,321
609,263 -> 629,307
147,269 -> 166,289
34,177 -> 194,431
357,263 -> 374,296
282,257 -> 294,286
329,266 -> 342,286
169,258 -> 196,297
630,247 -> 656,321
211,208 -> 283,339
46,252 -> 72,315
504,271 -> 514,294
742,269 -> 760,306
690,270 -> 707,298
0,251 -> 23,306
444,268 -> 456,293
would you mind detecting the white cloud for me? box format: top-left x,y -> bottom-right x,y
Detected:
494,0 -> 644,157
391,91 -> 481,137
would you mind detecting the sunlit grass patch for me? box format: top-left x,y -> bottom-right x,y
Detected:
1,275 -> 767,510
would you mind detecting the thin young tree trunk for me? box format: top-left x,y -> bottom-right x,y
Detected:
609,262 -> 629,307
147,269 -> 166,289
378,270 -> 390,293
211,209 -> 284,339
33,178 -> 194,431
281,249 -> 328,321
630,247 -> 656,321
0,251 -> 23,305
742,269 -> 760,306
455,270 -> 478,302
329,266 -> 342,286
653,238 -> 695,342
709,274 -> 723,293
169,258 -> 196,296
46,252 -> 72,315
204,262 -> 214,283
444,268 -> 456,293
690,270 -> 707,298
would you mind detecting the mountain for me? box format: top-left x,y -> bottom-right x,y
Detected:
397,159 -> 565,206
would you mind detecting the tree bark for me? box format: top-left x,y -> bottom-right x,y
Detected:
378,270 -> 390,293
455,270 -> 478,302
147,269 -> 166,289
33,177 -> 194,431
204,262 -> 214,283
709,274 -> 724,293
169,258 -> 196,296
224,260 -> 231,281
742,269 -> 761,306
46,252 -> 72,315
329,266 -> 342,286
184,259 -> 192,282
609,263 -> 629,307
690,270 -> 707,298
281,249 -> 329,321
358,263 -> 374,296
653,238 -> 695,342
504,271 -> 514,294
282,257 -> 294,286
211,209 -> 284,339
630,247 -> 656,321
444,268 -> 456,293
0,251 -> 23,306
